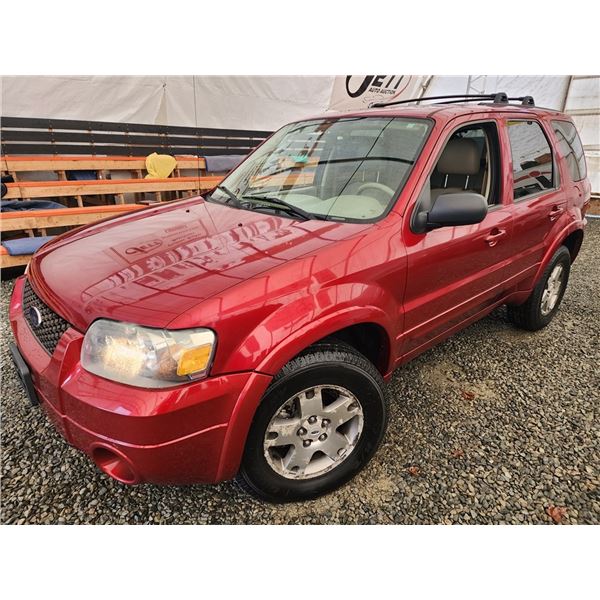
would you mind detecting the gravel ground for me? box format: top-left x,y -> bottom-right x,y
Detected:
1,222 -> 599,524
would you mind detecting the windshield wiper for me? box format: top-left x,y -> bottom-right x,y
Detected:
210,185 -> 243,207
242,195 -> 325,221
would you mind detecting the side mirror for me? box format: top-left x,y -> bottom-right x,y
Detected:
415,193 -> 488,232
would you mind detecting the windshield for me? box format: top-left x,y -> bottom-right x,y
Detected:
208,116 -> 432,222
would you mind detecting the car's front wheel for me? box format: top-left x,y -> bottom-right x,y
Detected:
237,342 -> 388,503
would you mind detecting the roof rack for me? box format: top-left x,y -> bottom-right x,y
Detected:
370,92 -> 535,108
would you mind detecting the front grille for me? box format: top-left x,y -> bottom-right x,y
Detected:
22,279 -> 71,355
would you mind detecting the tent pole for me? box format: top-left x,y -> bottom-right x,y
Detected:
417,76 -> 434,104
562,76 -> 573,112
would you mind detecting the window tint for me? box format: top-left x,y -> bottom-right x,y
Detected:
552,120 -> 587,181
507,121 -> 555,200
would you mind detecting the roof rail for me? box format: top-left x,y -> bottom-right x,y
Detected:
370,93 -> 507,108
370,92 -> 535,109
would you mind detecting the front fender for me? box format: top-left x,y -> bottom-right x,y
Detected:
218,282 -> 397,375
214,296 -> 395,481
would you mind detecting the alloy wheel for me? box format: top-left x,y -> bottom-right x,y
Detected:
263,385 -> 364,480
541,263 -> 564,316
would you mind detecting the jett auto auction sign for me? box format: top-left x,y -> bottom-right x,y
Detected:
328,75 -> 426,111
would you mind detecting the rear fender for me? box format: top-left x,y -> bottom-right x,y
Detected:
532,222 -> 584,287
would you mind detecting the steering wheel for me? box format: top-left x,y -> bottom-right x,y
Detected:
356,182 -> 395,198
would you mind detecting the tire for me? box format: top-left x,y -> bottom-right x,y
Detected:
507,245 -> 571,331
237,341 -> 388,503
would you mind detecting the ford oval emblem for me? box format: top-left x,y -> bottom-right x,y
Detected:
28,306 -> 43,328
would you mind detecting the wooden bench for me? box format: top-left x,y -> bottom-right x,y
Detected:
0,204 -> 147,268
0,175 -> 224,269
0,246 -> 33,268
1,155 -> 207,181
1,203 -> 146,232
3,175 -> 223,205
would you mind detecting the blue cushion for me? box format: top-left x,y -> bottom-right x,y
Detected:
66,170 -> 97,181
1,200 -> 65,212
204,155 -> 245,173
2,236 -> 55,256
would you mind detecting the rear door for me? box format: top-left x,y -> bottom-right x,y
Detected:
501,117 -> 567,290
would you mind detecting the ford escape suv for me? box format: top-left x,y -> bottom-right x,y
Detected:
9,93 -> 590,502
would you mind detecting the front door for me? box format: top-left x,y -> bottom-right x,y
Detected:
400,118 -> 514,359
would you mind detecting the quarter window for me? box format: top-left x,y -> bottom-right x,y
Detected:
552,120 -> 587,182
507,120 -> 555,200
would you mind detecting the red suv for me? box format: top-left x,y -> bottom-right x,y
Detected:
9,93 -> 591,502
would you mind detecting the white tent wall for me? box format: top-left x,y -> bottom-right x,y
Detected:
159,76 -> 337,130
0,75 -> 336,131
425,75 -> 571,109
424,75 -> 600,191
563,76 -> 600,194
1,75 -> 598,190
0,76 -> 168,124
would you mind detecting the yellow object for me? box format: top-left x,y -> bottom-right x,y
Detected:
177,345 -> 213,376
145,152 -> 177,179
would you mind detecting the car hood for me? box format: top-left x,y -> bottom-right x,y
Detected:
30,197 -> 365,331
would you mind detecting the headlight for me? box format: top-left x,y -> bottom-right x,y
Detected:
81,320 -> 216,388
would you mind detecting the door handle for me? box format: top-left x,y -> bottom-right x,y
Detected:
549,206 -> 564,221
484,228 -> 507,247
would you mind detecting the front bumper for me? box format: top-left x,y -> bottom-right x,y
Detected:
9,277 -> 272,484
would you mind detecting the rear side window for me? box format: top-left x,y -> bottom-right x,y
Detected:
552,120 -> 587,181
507,120 -> 555,200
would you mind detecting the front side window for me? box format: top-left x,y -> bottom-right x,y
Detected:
208,117 -> 432,221
429,121 -> 501,206
411,121 -> 501,232
507,120 -> 555,200
552,120 -> 587,182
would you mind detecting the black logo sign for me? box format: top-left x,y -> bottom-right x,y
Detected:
345,75 -> 411,100
28,306 -> 43,328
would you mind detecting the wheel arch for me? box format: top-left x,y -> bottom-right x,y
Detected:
561,228 -> 584,262
255,307 -> 395,377
319,322 -> 391,376
533,223 -> 584,286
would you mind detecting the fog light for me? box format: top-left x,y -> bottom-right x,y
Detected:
92,446 -> 138,484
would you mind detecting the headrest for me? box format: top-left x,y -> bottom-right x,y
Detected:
436,138 -> 481,176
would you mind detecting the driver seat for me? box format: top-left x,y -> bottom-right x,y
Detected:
430,138 -> 482,202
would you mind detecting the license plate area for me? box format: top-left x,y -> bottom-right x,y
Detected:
9,342 -> 39,406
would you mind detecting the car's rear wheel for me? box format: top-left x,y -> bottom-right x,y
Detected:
507,245 -> 571,331
237,341 -> 388,503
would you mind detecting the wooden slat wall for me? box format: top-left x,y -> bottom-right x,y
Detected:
0,116 -> 272,157
3,176 -> 223,200
2,156 -> 205,172
0,204 -> 146,232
